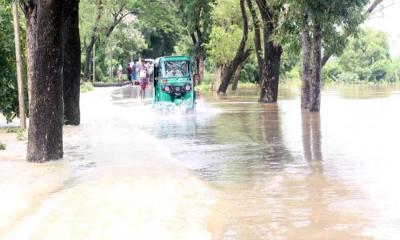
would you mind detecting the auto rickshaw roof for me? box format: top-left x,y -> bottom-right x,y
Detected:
155,56 -> 191,64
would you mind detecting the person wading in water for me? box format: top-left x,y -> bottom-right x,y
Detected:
138,58 -> 149,101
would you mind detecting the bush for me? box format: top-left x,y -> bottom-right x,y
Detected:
6,127 -> 26,141
240,59 -> 259,83
324,29 -> 399,84
0,143 -> 5,150
80,82 -> 94,93
338,72 -> 360,83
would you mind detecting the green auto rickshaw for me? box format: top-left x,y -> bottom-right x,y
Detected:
151,56 -> 195,109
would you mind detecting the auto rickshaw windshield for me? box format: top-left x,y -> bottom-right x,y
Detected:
160,60 -> 190,78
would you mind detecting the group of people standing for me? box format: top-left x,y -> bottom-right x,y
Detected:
117,58 -> 150,100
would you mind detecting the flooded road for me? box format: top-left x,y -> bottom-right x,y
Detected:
1,84 -> 400,239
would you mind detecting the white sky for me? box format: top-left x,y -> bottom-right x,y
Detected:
364,0 -> 400,58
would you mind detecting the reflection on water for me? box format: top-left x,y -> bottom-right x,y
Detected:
302,111 -> 323,174
1,84 -> 400,239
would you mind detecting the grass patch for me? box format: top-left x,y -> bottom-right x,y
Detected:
80,82 -> 94,93
6,127 -> 26,141
6,127 -> 19,133
0,143 -> 5,150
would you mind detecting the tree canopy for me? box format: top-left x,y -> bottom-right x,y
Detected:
324,29 -> 400,83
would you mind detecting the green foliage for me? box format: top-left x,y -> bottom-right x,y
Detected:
240,57 -> 259,83
0,142 -> 5,150
0,4 -> 18,122
6,127 -> 26,141
98,18 -> 147,81
323,29 -> 400,83
174,35 -> 193,55
16,128 -> 26,141
80,82 -> 95,92
283,0 -> 369,58
0,3 -> 28,123
207,25 -> 243,66
80,0 -> 182,81
136,0 -> 182,58
199,71 -> 214,91
174,0 -> 215,59
206,0 -> 260,69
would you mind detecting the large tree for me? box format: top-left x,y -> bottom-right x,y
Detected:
63,0 -> 81,125
82,0 -> 103,81
217,0 -> 252,95
300,0 -> 383,112
174,0 -> 215,81
135,0 -> 183,58
252,0 -> 285,103
22,0 -> 65,162
81,0 -> 139,81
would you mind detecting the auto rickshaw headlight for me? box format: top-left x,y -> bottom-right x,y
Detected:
164,86 -> 170,92
185,84 -> 191,91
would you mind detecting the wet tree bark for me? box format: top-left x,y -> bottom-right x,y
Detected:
198,50 -> 205,84
259,39 -> 282,103
217,0 -> 250,95
308,21 -> 322,112
63,0 -> 81,125
232,62 -> 245,91
24,0 -> 64,162
301,13 -> 311,110
254,0 -> 282,103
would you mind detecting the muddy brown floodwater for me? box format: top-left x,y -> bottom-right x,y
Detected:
1,84 -> 400,239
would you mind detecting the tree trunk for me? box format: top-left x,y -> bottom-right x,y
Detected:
83,35 -> 97,81
218,0 -> 250,95
63,0 -> 81,125
246,0 -> 263,85
197,50 -> 205,83
12,2 -> 26,129
24,1 -> 64,162
93,42 -> 96,83
109,38 -> 113,79
211,65 -> 224,92
254,0 -> 282,103
259,42 -> 282,103
232,62 -> 245,91
83,0 -> 103,81
301,13 -> 311,109
309,21 -> 322,112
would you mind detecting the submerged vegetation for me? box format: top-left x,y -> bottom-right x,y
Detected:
80,82 -> 95,93
6,127 -> 26,141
